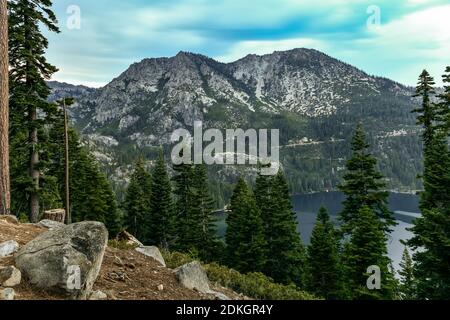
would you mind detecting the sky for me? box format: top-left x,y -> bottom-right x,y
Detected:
44,0 -> 450,88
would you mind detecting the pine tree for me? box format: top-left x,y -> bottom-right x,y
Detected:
256,169 -> 306,286
123,158 -> 152,241
338,124 -> 395,234
189,164 -> 220,261
436,67 -> 450,133
8,0 -> 60,222
407,69 -> 450,299
172,162 -> 195,251
47,118 -> 122,236
341,206 -> 396,300
412,70 -> 436,150
398,248 -> 416,300
306,207 -> 342,299
148,150 -> 175,248
226,178 -> 266,274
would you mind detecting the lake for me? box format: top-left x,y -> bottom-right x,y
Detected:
216,191 -> 420,271
293,191 -> 420,271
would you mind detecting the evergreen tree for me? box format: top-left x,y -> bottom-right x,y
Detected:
341,206 -> 396,300
338,124 -> 395,234
148,150 -> 175,248
8,0 -> 60,221
398,248 -> 416,300
408,69 -> 450,299
47,116 -> 122,236
123,158 -> 152,241
172,162 -> 195,251
436,67 -> 450,133
189,164 -> 221,262
256,169 -> 306,286
306,207 -> 342,299
226,178 -> 266,274
412,70 -> 436,150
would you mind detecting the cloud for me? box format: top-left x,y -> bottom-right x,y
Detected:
44,0 -> 450,87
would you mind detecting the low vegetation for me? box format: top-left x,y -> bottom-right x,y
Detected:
162,250 -> 317,300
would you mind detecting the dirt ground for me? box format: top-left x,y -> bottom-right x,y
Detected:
0,217 -> 240,300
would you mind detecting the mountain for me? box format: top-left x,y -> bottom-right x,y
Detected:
49,48 -> 424,205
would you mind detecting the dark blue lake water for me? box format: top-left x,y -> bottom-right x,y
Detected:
293,192 -> 420,271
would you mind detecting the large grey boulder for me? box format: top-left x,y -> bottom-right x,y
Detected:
175,261 -> 210,293
15,221 -> 108,300
0,266 -> 21,287
135,246 -> 166,267
0,240 -> 19,258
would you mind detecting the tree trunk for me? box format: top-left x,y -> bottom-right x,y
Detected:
29,107 -> 39,222
0,0 -> 10,216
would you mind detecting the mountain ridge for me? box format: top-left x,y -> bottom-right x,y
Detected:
48,48 -> 424,202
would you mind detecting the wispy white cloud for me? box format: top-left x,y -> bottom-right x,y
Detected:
45,0 -> 450,86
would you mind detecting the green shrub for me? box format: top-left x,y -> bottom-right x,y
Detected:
161,250 -> 318,300
161,249 -> 198,269
108,239 -> 139,250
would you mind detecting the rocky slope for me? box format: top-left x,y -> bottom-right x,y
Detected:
0,216 -> 241,300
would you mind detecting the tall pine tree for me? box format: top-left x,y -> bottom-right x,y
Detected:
338,124 -> 395,234
148,150 -> 175,248
306,207 -> 342,299
123,158 -> 152,241
226,178 -> 266,274
341,206 -> 396,300
47,117 -> 122,236
408,69 -> 450,299
8,0 -> 60,221
172,162 -> 195,251
255,169 -> 306,287
189,164 -> 220,261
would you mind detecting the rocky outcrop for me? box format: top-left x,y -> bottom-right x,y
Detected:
175,261 -> 231,300
37,219 -> 65,230
0,266 -> 21,287
135,246 -> 166,267
0,240 -> 19,258
15,221 -> 108,300
175,261 -> 210,293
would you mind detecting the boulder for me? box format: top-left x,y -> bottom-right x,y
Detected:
15,221 -> 108,300
89,290 -> 107,300
37,219 -> 65,230
175,261 -> 210,293
0,240 -> 19,258
135,246 -> 166,267
0,215 -> 19,225
117,231 -> 143,247
0,266 -> 21,287
0,288 -> 15,300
